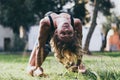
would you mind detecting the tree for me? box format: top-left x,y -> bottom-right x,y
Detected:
83,0 -> 99,54
0,0 -> 35,34
83,0 -> 114,54
0,0 -> 58,34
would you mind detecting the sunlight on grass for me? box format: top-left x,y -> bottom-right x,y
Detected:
0,52 -> 120,80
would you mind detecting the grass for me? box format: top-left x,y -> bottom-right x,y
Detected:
0,52 -> 120,80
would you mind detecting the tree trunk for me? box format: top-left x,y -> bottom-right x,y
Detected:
83,0 -> 100,55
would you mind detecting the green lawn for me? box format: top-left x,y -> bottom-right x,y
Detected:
0,52 -> 120,80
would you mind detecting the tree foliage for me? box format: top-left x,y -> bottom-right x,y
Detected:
90,0 -> 114,15
73,0 -> 89,25
0,0 -> 36,34
31,0 -> 57,18
73,0 -> 114,25
0,0 -> 57,34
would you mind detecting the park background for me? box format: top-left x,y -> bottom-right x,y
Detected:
0,0 -> 120,80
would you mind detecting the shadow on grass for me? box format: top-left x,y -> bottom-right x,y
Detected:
82,69 -> 120,80
92,51 -> 120,57
56,69 -> 120,80
75,69 -> 119,80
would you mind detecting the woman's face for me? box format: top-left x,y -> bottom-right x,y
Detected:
56,22 -> 74,42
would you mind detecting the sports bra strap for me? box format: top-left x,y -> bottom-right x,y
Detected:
70,15 -> 75,30
48,16 -> 55,31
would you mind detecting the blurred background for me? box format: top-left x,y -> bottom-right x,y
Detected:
0,0 -> 120,53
